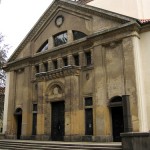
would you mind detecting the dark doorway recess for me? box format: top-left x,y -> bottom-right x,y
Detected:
14,108 -> 22,139
51,101 -> 65,141
85,108 -> 93,135
111,106 -> 124,142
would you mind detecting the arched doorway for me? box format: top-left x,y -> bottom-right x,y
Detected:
109,96 -> 124,142
14,108 -> 22,139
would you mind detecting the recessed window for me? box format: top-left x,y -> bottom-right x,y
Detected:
85,97 -> 93,106
44,62 -> 48,72
73,54 -> 79,66
33,104 -> 37,112
54,31 -> 67,46
85,51 -> 91,66
35,65 -> 40,73
37,40 -> 48,53
63,57 -> 68,66
73,30 -> 87,40
53,60 -> 58,69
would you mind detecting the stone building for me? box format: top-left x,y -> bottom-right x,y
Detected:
3,0 -> 150,142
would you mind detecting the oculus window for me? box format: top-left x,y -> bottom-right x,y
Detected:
54,31 -> 67,46
73,30 -> 87,40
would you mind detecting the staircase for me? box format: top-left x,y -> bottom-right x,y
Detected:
0,140 -> 122,150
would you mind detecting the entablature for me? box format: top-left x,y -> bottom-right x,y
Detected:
34,65 -> 81,82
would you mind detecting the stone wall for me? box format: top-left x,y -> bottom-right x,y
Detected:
121,132 -> 150,150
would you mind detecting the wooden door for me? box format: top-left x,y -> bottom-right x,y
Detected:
51,101 -> 65,141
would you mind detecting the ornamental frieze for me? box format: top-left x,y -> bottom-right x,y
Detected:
35,65 -> 81,82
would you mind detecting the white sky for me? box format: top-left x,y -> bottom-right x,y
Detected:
0,0 -> 53,57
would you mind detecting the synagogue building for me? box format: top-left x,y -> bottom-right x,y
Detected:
3,0 -> 150,142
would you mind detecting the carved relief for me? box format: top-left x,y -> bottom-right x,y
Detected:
45,81 -> 65,101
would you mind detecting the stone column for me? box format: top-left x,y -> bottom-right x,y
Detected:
67,30 -> 73,43
93,45 -> 111,141
36,82 -> 45,139
39,63 -> 44,72
21,66 -> 32,139
123,36 -> 147,131
68,54 -> 73,66
79,51 -> 84,67
48,36 -> 53,50
90,48 -> 94,65
64,72 -> 82,141
48,59 -> 53,71
58,57 -> 63,68
122,95 -> 133,132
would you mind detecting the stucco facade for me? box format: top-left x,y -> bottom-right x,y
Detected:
88,0 -> 150,19
3,0 -> 150,142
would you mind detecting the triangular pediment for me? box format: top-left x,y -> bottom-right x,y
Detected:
8,0 -> 137,62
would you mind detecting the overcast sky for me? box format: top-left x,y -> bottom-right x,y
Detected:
0,0 -> 53,57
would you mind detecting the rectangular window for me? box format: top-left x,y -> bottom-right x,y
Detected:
35,65 -> 39,73
85,97 -> 93,106
32,104 -> 37,135
33,104 -> 37,112
73,54 -> 79,66
85,51 -> 91,66
53,60 -> 58,69
44,62 -> 48,72
32,113 -> 37,135
63,57 -> 68,66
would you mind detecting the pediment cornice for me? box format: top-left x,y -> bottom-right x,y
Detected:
8,0 -> 138,63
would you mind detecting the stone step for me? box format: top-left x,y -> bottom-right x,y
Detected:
0,140 -> 122,150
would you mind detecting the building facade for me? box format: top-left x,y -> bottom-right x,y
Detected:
88,0 -> 150,19
3,0 -> 150,142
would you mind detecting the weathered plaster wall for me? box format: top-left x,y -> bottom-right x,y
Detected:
88,0 -> 150,19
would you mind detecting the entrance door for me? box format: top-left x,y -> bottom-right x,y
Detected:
16,115 -> 22,139
51,101 -> 65,141
111,107 -> 124,142
85,108 -> 93,135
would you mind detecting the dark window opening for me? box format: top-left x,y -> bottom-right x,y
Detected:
37,40 -> 48,53
33,104 -> 37,112
85,97 -> 93,106
85,51 -> 91,66
32,113 -> 37,135
73,54 -> 79,66
63,57 -> 68,66
35,65 -> 40,73
44,62 -> 48,72
53,60 -> 58,69
54,31 -> 67,46
73,30 -> 87,40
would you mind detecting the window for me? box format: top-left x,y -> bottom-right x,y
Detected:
53,60 -> 58,69
32,104 -> 37,135
44,62 -> 48,72
37,40 -> 48,53
73,54 -> 79,66
33,104 -> 37,112
35,65 -> 39,73
63,57 -> 68,66
73,30 -> 87,40
85,51 -> 91,66
85,97 -> 93,106
54,31 -> 67,46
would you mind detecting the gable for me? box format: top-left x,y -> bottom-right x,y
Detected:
8,0 -> 136,62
